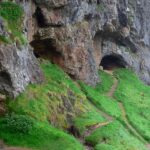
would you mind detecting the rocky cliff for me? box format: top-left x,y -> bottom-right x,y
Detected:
1,0 -> 150,96
31,0 -> 150,85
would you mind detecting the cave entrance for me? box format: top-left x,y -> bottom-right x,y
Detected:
30,38 -> 63,66
100,54 -> 127,70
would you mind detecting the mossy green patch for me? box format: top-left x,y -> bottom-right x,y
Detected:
0,35 -> 10,44
0,2 -> 25,44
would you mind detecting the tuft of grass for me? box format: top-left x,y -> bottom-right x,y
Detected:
96,4 -> 105,12
0,2 -> 25,44
86,121 -> 147,150
96,70 -> 113,94
114,69 -> 150,141
74,110 -> 106,133
0,35 -> 10,44
0,113 -> 33,134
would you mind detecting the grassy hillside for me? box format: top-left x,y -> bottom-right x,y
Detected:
0,61 -> 150,150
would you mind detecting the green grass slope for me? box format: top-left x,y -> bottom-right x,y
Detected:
0,61 -> 105,149
0,61 -> 149,150
79,71 -> 121,119
114,69 -> 150,141
0,114 -> 83,150
86,121 -> 146,150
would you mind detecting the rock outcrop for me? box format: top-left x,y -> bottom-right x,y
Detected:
30,0 -> 150,85
0,44 -> 43,97
0,1 -> 43,97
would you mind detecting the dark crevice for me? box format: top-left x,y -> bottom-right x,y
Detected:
0,71 -> 13,97
30,38 -> 63,65
0,71 -> 12,86
30,39 -> 61,58
67,125 -> 80,138
35,7 -> 47,27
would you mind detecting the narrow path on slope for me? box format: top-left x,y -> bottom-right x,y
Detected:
79,101 -> 113,150
118,102 -> 146,143
78,70 -> 147,149
76,82 -> 114,150
107,77 -> 118,97
146,144 -> 150,150
105,71 -> 147,144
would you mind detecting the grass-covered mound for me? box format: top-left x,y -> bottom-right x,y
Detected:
86,121 -> 147,150
7,61 -> 89,128
0,113 -> 84,150
114,69 -> 150,141
0,1 -> 25,44
74,110 -> 106,134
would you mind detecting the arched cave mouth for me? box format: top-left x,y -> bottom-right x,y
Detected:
100,54 -> 127,70
30,38 -> 62,61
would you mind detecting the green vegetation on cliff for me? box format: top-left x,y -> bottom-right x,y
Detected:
7,61 -> 89,127
0,2 -> 25,44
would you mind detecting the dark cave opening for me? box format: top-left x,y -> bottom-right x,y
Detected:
0,71 -> 12,86
30,38 -> 63,65
100,54 -> 127,70
35,7 -> 47,27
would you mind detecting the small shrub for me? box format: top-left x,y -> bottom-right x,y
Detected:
1,113 -> 33,134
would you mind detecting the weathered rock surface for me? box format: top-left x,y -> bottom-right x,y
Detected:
0,44 -> 43,97
0,0 -> 43,97
1,0 -> 150,97
28,0 -> 150,85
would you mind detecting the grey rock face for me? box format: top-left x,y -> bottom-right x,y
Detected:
0,44 -> 43,97
0,1 -> 43,97
1,0 -> 150,93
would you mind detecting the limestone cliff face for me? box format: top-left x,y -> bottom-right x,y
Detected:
30,0 -> 150,85
1,0 -> 150,96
